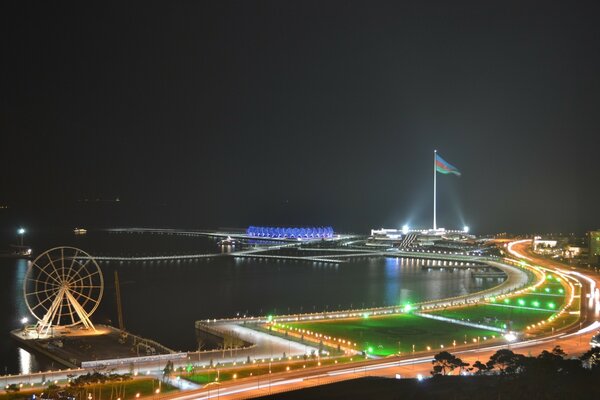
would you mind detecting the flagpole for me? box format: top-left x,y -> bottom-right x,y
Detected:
433,149 -> 437,231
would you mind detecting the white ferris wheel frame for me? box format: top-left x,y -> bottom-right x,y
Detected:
23,246 -> 104,335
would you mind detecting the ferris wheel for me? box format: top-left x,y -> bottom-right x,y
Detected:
23,247 -> 104,335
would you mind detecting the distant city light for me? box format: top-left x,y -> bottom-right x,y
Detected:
417,374 -> 424,381
402,225 -> 409,234
18,228 -> 25,235
20,317 -> 28,324
463,226 -> 469,233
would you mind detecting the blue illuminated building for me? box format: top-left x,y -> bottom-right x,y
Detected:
246,226 -> 334,239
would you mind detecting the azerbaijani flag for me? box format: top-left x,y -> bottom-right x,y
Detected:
435,153 -> 461,176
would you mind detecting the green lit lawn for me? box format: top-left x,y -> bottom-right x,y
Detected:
281,314 -> 498,357
427,280 -> 569,331
427,304 -> 554,331
491,292 -> 564,309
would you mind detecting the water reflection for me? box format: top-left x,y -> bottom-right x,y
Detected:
384,257 -> 400,305
18,348 -> 31,375
14,259 -> 30,321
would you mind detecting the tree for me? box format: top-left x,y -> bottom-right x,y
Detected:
431,351 -> 468,376
486,349 -> 525,374
580,347 -> 600,369
471,360 -> 489,375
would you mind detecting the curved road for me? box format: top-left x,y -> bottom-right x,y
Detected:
153,239 -> 600,400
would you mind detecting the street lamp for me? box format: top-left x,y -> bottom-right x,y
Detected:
18,228 -> 25,246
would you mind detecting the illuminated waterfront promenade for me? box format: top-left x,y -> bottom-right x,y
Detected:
4,237 -> 596,400
97,228 -> 493,264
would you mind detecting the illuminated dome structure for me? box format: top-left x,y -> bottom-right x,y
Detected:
247,226 -> 334,239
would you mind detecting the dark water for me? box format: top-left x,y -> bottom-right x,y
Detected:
0,230 -> 500,374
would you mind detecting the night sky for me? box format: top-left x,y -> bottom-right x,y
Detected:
1,1 -> 599,234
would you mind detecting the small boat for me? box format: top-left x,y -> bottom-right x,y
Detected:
218,236 -> 237,246
73,228 -> 87,235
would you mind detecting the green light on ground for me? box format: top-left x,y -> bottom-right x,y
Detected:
403,304 -> 412,313
559,289 -> 564,294
548,302 -> 556,309
503,298 -> 510,304
489,297 -> 496,302
547,275 -> 553,280
267,315 -> 273,322
363,313 -> 369,319
518,299 -> 525,306
545,288 -> 550,293
532,301 -> 540,307
367,346 -> 373,353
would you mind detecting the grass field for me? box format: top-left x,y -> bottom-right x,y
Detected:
280,314 -> 498,357
427,304 -> 555,331
426,280 -> 568,331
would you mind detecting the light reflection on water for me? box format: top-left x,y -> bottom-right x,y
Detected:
18,348 -> 31,375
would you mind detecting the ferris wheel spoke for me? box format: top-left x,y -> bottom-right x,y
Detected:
46,253 -> 63,282
72,290 -> 100,306
68,259 -> 92,285
69,282 -> 103,291
32,262 -> 62,286
67,250 -> 80,279
30,278 -> 60,292
68,270 -> 100,287
26,287 -> 60,297
30,293 -> 55,311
